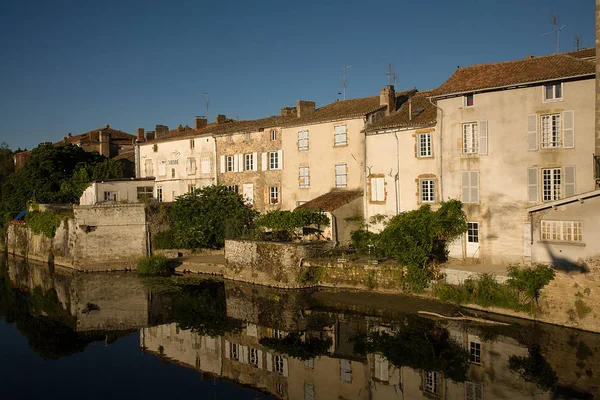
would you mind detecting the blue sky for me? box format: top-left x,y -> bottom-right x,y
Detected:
0,0 -> 595,150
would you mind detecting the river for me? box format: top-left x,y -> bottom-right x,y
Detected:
0,253 -> 598,399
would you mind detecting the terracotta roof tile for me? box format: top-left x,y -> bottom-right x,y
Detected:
365,91 -> 436,132
431,54 -> 595,97
565,47 -> 595,61
112,150 -> 135,162
62,125 -> 135,144
296,190 -> 363,212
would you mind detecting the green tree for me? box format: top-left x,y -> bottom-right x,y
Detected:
170,185 -> 258,249
255,209 -> 330,240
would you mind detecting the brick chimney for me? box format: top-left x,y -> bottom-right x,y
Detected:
99,131 -> 110,157
216,114 -> 227,124
136,128 -> 145,141
146,131 -> 155,141
155,125 -> 169,139
280,107 -> 297,117
380,85 -> 396,116
194,116 -> 208,130
297,101 -> 316,118
68,133 -> 72,138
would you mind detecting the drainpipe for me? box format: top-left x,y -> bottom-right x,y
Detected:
212,135 -> 218,185
134,140 -> 141,178
363,118 -> 369,232
394,131 -> 401,215
428,98 -> 444,200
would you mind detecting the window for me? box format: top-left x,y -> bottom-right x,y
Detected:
244,154 -> 254,171
273,355 -> 285,374
461,171 -> 479,204
463,123 -> 478,154
467,222 -> 479,244
188,185 -> 196,194
201,157 -> 210,174
190,139 -> 195,149
340,359 -> 352,383
270,129 -> 277,141
269,187 -> 279,204
541,114 -> 561,148
424,371 -> 440,395
464,93 -> 474,107
542,168 -> 561,201
298,130 -> 309,150
158,162 -> 166,177
137,186 -> 153,200
152,144 -> 158,152
418,133 -> 432,157
465,382 -> 483,400
230,343 -> 239,361
370,177 -> 385,202
249,348 -> 259,367
420,179 -> 435,203
269,151 -> 280,170
226,155 -> 235,172
156,186 -> 163,202
335,163 -> 347,188
541,220 -> 583,242
226,185 -> 238,193
304,358 -> 315,369
271,329 -> 285,339
186,158 -> 196,175
103,191 -> 117,201
171,168 -> 175,178
374,354 -> 389,382
299,166 -> 310,188
144,160 -> 154,177
334,124 -> 347,146
544,82 -> 562,102
469,340 -> 481,364
304,384 -> 315,400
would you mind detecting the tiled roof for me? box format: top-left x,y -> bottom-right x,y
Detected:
283,89 -> 417,127
431,54 -> 595,97
365,91 -> 436,132
565,47 -> 595,61
62,125 -> 135,144
112,150 -> 135,162
296,190 -> 363,212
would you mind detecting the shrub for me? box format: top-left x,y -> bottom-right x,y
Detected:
255,209 -> 329,241
153,229 -> 176,249
350,229 -> 379,256
137,255 -> 171,276
507,264 -> 555,305
25,210 -> 64,239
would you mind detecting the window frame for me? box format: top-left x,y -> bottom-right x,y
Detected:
424,371 -> 440,395
190,139 -> 195,149
541,220 -> 583,242
226,155 -> 235,172
270,129 -> 277,141
334,124 -> 347,146
273,355 -> 285,374
269,151 -> 280,170
244,153 -> 254,171
467,222 -> 479,244
417,132 -> 433,158
156,186 -> 163,202
543,82 -> 563,102
299,166 -> 310,188
542,168 -> 562,202
136,186 -> 154,200
335,163 -> 347,188
269,187 -> 279,204
540,113 -> 562,149
462,122 -> 479,154
298,130 -> 309,150
230,343 -> 239,361
419,179 -> 436,203
249,348 -> 259,367
370,176 -> 385,202
464,93 -> 474,107
469,340 -> 481,365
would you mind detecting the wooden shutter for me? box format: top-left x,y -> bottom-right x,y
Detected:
266,353 -> 273,371
240,345 -> 248,364
261,152 -> 268,171
263,187 -> 268,204
282,357 -> 289,377
277,150 -> 283,170
527,114 -> 538,151
461,171 -> 470,203
257,349 -> 263,369
238,154 -> 244,172
528,168 -> 538,203
252,152 -> 258,171
478,120 -> 488,155
220,155 -> 225,173
562,110 -> 574,148
233,154 -> 239,172
470,171 -> 479,203
370,178 -> 378,201
225,340 -> 230,359
564,166 -> 576,197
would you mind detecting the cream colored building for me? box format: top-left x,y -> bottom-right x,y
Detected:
427,53 -> 596,265
79,178 -> 155,205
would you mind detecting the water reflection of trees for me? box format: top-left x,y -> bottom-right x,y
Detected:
258,332 -> 332,360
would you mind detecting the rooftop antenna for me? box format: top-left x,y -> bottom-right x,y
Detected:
386,62 -> 397,86
542,14 -> 566,54
342,66 -> 351,100
203,92 -> 210,115
573,34 -> 581,51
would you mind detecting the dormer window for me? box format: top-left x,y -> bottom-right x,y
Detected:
543,83 -> 562,102
464,93 -> 474,107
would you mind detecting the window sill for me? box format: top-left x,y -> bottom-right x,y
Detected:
298,148 -> 309,151
334,143 -> 348,147
417,155 -> 434,159
542,98 -> 563,103
369,200 -> 386,204
539,240 -> 585,247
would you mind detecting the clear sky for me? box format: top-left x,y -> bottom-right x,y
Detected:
0,0 -> 595,150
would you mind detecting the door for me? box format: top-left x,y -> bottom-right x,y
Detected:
466,222 -> 480,258
243,184 -> 254,205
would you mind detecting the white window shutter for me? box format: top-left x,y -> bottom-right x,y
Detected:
478,120 -> 488,155
370,178 -> 378,201
261,152 -> 268,171
282,357 -> 289,377
564,166 -> 576,197
241,345 -> 248,364
377,178 -> 385,201
528,168 -> 539,203
461,171 -> 470,203
225,340 -> 230,359
527,114 -> 538,151
470,171 -> 479,203
220,155 -> 225,173
252,152 -> 258,171
233,154 -> 239,172
277,150 -> 283,170
266,353 -> 273,371
238,154 -> 244,172
562,110 -> 574,148
257,349 -> 263,369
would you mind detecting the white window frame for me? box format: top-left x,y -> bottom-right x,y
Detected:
188,185 -> 196,194
103,191 -> 117,201
249,348 -> 259,367
230,343 -> 239,361
226,155 -> 235,172
465,381 -> 483,400
467,222 -> 479,244
244,153 -> 254,171
543,82 -> 563,102
299,166 -> 310,188
269,187 -> 279,204
226,185 -> 238,193
334,124 -> 347,146
269,151 -> 280,170
298,130 -> 309,150
190,139 -> 195,149
469,340 -> 481,364
464,93 -> 474,107
540,113 -> 561,148
542,168 -> 561,202
186,157 -> 196,175
541,220 -> 583,242
418,133 -> 432,157
156,186 -> 163,202
270,129 -> 277,141
273,355 -> 285,374
420,179 -> 435,203
335,163 -> 347,188
424,371 -> 440,395
137,186 -> 153,200
462,122 -> 479,154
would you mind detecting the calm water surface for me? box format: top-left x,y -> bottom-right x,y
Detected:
0,254 -> 598,399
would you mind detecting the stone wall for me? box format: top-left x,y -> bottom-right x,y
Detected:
7,203 -> 148,270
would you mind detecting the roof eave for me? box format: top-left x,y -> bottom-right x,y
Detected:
527,189 -> 600,213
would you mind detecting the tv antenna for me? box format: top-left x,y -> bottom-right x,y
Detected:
204,92 -> 210,115
386,62 -> 397,86
342,66 -> 351,100
573,34 -> 581,51
542,14 -> 566,54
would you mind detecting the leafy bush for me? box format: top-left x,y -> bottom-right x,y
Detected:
153,229 -> 176,249
405,263 -> 434,292
507,264 -> 555,305
255,209 -> 330,241
137,255 -> 171,276
508,344 -> 558,391
25,210 -> 64,239
350,229 -> 379,256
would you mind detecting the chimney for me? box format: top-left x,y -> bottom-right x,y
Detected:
280,107 -> 297,117
68,133 -> 72,138
146,131 -> 156,141
216,114 -> 227,124
136,128 -> 145,141
194,116 -> 208,130
155,125 -> 169,139
380,85 -> 396,116
296,101 -> 316,118
99,131 -> 110,157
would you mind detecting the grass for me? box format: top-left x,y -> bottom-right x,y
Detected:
575,298 -> 592,319
136,254 -> 172,276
